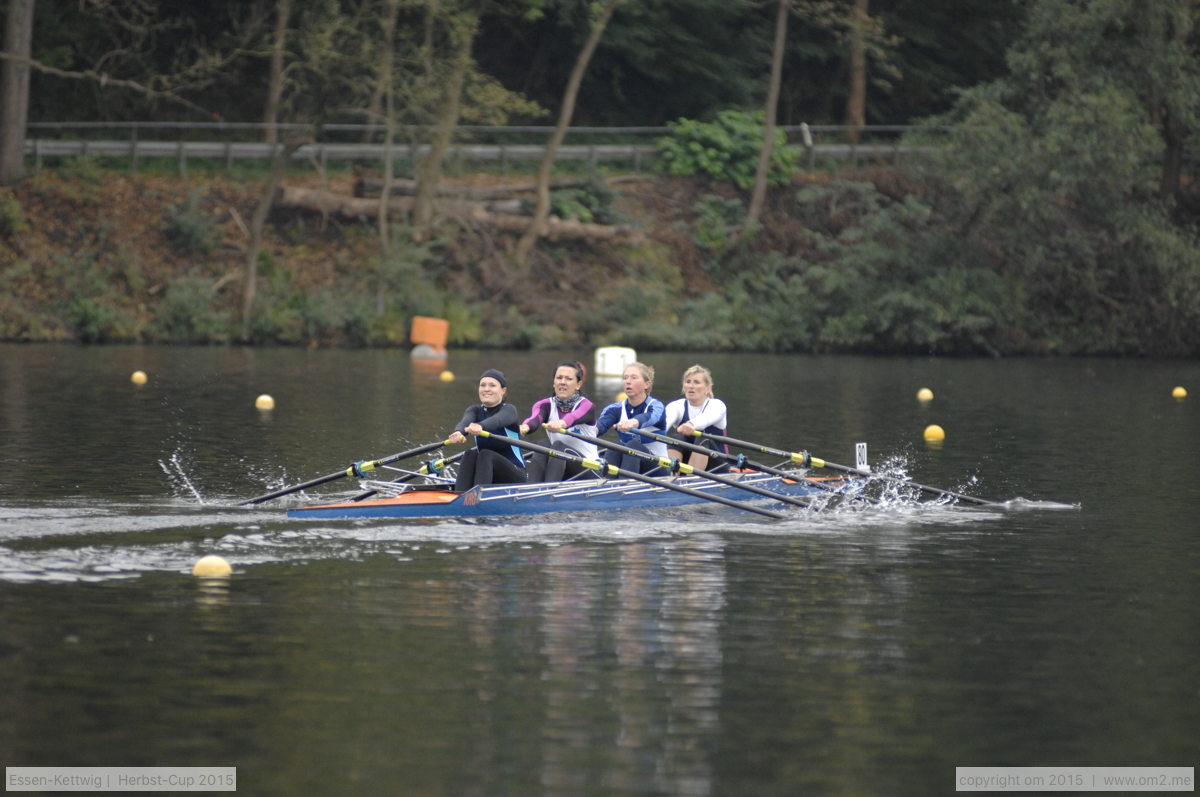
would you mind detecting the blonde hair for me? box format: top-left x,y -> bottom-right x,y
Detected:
681,364 -> 714,399
624,361 -> 655,385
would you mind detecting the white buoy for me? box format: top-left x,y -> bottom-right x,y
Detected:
131,370 -> 148,385
255,394 -> 275,410
594,346 -> 637,379
916,387 -> 934,402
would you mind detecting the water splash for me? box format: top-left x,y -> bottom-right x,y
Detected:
158,450 -> 206,504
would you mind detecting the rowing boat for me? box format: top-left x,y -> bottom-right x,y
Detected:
286,470 -> 854,520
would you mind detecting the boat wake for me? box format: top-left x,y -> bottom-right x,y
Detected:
0,452 -> 1055,585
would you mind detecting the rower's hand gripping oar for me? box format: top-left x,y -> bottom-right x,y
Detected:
239,438 -> 454,506
695,430 -> 1001,508
472,430 -> 786,520
558,429 -> 812,511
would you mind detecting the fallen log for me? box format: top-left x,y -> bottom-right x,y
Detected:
275,185 -> 644,244
353,174 -> 644,199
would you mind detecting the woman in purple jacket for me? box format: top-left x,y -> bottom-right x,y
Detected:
520,360 -> 597,482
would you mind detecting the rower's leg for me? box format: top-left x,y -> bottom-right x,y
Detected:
454,450 -> 479,491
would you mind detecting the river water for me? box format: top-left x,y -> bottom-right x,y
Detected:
1,343 -> 1197,795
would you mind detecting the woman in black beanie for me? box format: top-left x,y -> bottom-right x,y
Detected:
447,369 -> 527,490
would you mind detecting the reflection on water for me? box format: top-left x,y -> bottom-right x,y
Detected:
2,344 -> 1199,793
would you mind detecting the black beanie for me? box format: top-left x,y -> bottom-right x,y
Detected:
480,368 -> 507,388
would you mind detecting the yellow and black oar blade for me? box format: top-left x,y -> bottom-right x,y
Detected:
239,438 -> 453,506
474,430 -> 786,520
348,451 -> 466,502
698,430 -> 1001,508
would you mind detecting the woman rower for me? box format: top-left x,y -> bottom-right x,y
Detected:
447,368 -> 527,490
593,361 -> 668,474
520,360 -> 598,482
664,364 -> 728,472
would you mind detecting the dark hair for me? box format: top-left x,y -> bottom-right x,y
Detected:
554,360 -> 586,383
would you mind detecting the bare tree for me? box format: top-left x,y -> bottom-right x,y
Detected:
515,0 -> 622,268
845,0 -> 868,144
0,0 -> 35,185
263,0 -> 293,144
241,135 -> 306,339
745,0 -> 788,233
412,3 -> 480,231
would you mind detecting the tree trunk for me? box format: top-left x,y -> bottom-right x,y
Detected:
413,7 -> 479,231
845,0 -> 868,145
242,139 -> 303,339
262,0 -> 292,144
0,0 -> 35,185
514,0 -> 621,267
378,89 -> 396,315
1157,0 -> 1194,200
745,0 -> 788,233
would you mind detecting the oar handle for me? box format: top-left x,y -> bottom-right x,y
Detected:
559,429 -> 812,510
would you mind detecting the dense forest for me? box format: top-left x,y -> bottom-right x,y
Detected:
1,0 -> 1198,355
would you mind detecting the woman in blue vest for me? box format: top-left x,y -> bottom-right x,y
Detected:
593,361 -> 667,474
664,364 -> 728,472
448,369 -> 527,490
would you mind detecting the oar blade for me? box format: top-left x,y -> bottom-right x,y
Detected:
239,438 -> 451,506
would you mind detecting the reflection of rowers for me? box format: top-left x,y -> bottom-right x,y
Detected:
593,362 -> 668,474
519,360 -> 598,482
665,365 -> 729,473
447,369 -> 527,490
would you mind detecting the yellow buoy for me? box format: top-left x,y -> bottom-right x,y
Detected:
192,555 -> 232,578
916,387 -> 934,402
439,370 -> 455,382
131,370 -> 148,385
255,394 -> 275,410
1171,386 -> 1187,399
923,424 -> 946,442
615,392 -> 627,402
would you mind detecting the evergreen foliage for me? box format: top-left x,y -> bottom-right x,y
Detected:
655,111 -> 800,190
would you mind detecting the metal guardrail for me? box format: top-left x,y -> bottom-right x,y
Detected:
24,139 -> 911,172
22,122 -> 918,173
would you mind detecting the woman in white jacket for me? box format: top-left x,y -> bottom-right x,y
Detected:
663,364 -> 728,472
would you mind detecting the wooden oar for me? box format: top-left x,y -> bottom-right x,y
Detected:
239,438 -> 453,506
632,427 -> 873,503
347,451 -> 465,502
473,430 -> 785,519
696,430 -> 1001,507
559,429 -> 812,510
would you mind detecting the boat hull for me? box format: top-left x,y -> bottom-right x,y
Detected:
286,472 -> 846,520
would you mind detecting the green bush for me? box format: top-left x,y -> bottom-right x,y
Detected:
692,193 -> 745,255
550,177 -> 623,226
0,190 -> 29,239
164,189 -> 221,256
154,275 -> 232,343
66,296 -> 130,343
655,110 -> 800,190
